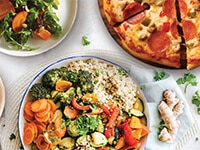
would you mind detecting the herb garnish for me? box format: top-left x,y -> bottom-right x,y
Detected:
9,133 -> 16,140
153,70 -> 166,81
176,73 -> 198,93
82,36 -> 90,46
192,91 -> 200,114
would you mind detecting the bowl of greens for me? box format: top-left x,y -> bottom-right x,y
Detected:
0,0 -> 77,56
18,56 -> 150,150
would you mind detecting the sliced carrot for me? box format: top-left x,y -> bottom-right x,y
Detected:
64,105 -> 78,119
34,27 -> 51,40
12,11 -> 28,32
47,99 -> 57,113
23,122 -> 37,144
31,99 -> 48,113
24,112 -> 34,122
34,121 -> 46,134
34,111 -> 51,123
35,134 -> 51,150
55,80 -> 72,92
35,103 -> 51,118
24,101 -> 34,117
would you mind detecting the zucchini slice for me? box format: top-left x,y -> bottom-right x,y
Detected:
133,98 -> 144,112
130,108 -> 144,117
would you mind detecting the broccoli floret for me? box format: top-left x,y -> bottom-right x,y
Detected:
59,67 -> 79,83
29,83 -> 51,100
42,68 -> 61,89
54,87 -> 76,105
78,70 -> 94,93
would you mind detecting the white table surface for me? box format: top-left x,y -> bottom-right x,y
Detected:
0,0 -> 200,149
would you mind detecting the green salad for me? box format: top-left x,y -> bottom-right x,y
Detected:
0,0 -> 62,50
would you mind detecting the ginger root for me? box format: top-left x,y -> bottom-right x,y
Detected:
158,90 -> 184,143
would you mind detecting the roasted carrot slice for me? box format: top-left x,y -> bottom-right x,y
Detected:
31,99 -> 48,113
35,134 -> 51,150
34,27 -> 51,40
64,105 -> 78,119
55,80 -> 72,92
23,122 -> 37,144
0,0 -> 15,20
12,11 -> 28,32
35,103 -> 51,118
24,101 -> 34,117
47,99 -> 57,113
23,112 -> 34,122
34,111 -> 51,123
34,121 -> 46,134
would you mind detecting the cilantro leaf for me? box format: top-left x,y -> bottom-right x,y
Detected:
192,91 -> 200,114
176,73 -> 198,93
153,70 -> 166,81
82,36 -> 90,46
9,133 -> 16,140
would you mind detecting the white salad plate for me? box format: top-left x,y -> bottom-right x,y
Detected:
0,76 -> 5,118
0,0 -> 77,57
18,56 -> 150,150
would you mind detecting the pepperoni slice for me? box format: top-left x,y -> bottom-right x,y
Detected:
148,31 -> 171,53
170,20 -> 179,39
127,12 -> 145,25
178,0 -> 188,18
162,0 -> 176,18
182,19 -> 196,41
123,2 -> 144,20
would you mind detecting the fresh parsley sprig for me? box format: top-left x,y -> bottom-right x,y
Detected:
176,73 -> 198,93
192,91 -> 200,114
81,36 -> 90,46
153,70 -> 166,81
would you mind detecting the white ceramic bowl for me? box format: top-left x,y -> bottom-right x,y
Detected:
0,77 -> 5,118
18,56 -> 150,150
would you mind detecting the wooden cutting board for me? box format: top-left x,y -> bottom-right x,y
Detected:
98,0 -> 186,69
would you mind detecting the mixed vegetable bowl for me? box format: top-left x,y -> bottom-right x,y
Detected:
18,57 -> 150,150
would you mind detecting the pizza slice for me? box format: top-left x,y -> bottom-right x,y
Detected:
178,0 -> 200,69
114,0 -> 182,68
103,0 -> 144,25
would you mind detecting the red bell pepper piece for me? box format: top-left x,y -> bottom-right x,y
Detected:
71,98 -> 90,111
101,103 -> 111,116
162,22 -> 170,32
105,126 -> 115,138
123,122 -> 140,147
106,106 -> 120,128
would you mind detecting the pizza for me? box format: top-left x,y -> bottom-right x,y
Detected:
100,0 -> 200,70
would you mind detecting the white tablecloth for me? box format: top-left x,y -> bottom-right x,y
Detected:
0,0 -> 200,149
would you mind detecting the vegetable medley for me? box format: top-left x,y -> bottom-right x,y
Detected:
0,0 -> 62,50
22,60 -> 150,150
